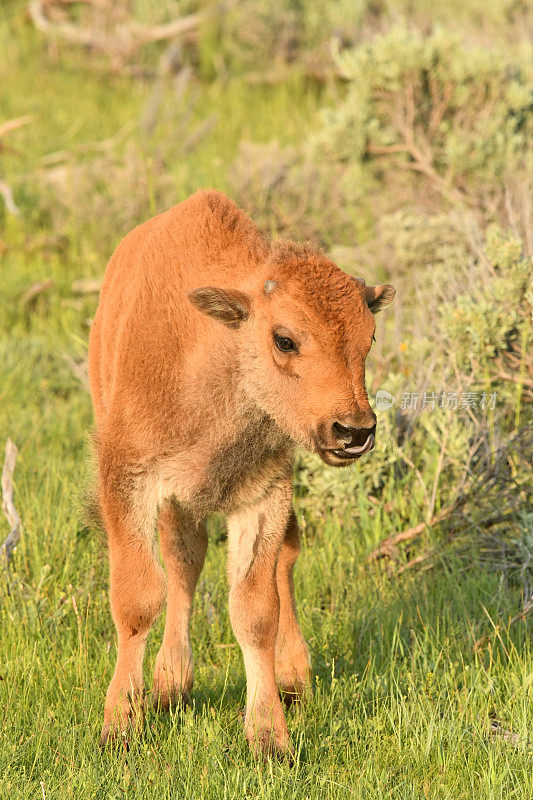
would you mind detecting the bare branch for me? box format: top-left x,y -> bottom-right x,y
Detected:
396,550 -> 435,575
128,13 -> 204,46
28,0 -> 106,50
474,596 -> 533,652
0,115 -> 34,140
71,278 -> 102,294
488,718 -> 522,747
1,440 -> 21,569
367,502 -> 458,562
0,180 -> 20,216
28,0 -> 203,62
20,279 -> 55,307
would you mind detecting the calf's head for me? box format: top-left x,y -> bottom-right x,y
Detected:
189,245 -> 395,466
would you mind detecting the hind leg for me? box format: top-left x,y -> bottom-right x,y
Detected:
275,511 -> 311,701
99,472 -> 165,745
153,501 -> 207,710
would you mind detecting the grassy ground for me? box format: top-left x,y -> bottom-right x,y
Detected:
0,2 -> 531,798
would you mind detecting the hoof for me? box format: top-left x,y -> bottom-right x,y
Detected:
277,674 -> 312,708
100,689 -> 145,749
99,722 -> 132,750
247,728 -> 295,762
152,685 -> 190,713
275,645 -> 312,708
153,649 -> 193,713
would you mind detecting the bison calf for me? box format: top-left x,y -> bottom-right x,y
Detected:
88,190 -> 394,756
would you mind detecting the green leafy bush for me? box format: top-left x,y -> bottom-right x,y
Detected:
200,0 -> 531,78
440,227 -> 532,397
315,28 -> 532,211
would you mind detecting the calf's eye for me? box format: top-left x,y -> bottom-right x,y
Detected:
274,333 -> 297,353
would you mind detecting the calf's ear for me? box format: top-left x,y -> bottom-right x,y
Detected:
188,286 -> 251,329
364,284 -> 396,314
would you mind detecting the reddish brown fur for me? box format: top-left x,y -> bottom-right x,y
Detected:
88,190 -> 394,756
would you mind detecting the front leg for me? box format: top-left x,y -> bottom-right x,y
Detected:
227,480 -> 293,758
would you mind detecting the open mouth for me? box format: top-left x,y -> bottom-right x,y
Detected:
327,433 -> 375,461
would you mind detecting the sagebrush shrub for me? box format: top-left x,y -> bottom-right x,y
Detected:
315,28 -> 531,210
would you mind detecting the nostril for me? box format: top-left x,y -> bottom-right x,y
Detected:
332,421 -> 355,444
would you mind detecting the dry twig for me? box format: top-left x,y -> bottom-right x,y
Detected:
0,115 -> 34,215
71,278 -> 102,294
28,0 -> 203,64
396,551 -> 436,575
0,181 -> 20,215
20,279 -> 55,306
0,115 -> 34,141
1,440 -> 21,570
488,718 -> 522,747
367,502 -> 458,562
474,596 -> 533,652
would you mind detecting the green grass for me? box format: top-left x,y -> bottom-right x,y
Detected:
0,2 -> 531,798
1,449 -> 531,798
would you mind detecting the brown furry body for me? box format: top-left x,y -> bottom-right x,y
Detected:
88,190 -> 394,756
